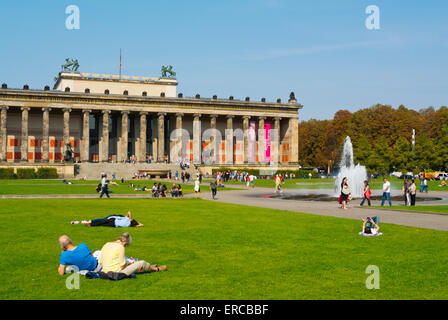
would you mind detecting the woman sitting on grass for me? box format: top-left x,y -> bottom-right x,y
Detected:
71,211 -> 143,228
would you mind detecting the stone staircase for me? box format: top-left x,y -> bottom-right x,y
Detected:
74,162 -> 198,180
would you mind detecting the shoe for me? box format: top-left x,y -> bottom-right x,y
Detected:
71,221 -> 79,224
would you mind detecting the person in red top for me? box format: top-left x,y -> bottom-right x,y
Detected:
360,180 -> 372,206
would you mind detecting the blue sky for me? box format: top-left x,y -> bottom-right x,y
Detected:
0,0 -> 447,120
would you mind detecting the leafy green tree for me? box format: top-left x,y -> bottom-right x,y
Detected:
391,137 -> 413,171
354,135 -> 371,166
367,137 -> 392,173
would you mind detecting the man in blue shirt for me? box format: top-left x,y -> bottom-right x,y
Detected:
57,235 -> 99,275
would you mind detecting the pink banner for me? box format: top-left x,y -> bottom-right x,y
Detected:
265,122 -> 271,162
248,121 -> 256,163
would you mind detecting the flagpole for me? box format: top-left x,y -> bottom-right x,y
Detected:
119,48 -> 122,79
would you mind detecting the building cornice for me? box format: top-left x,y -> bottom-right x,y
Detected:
0,89 -> 302,118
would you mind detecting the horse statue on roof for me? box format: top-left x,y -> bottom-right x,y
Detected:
161,65 -> 176,78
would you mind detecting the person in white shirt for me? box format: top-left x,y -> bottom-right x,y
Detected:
194,179 -> 201,198
409,179 -> 417,206
99,174 -> 110,198
361,217 -> 380,235
380,178 -> 392,206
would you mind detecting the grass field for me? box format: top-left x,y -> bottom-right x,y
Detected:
0,198 -> 447,300
0,179 -> 234,195
374,205 -> 448,215
223,176 -> 448,192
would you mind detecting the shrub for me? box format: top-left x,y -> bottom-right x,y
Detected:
0,168 -> 15,179
16,168 -> 37,179
36,167 -> 58,179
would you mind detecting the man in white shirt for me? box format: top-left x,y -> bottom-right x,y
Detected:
380,178 -> 392,206
99,174 -> 110,198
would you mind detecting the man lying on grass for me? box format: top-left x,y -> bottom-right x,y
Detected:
71,211 -> 143,228
360,216 -> 382,236
57,235 -> 101,276
99,232 -> 167,276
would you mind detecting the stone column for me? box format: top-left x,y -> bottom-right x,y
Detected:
242,116 -> 250,164
193,113 -> 201,164
138,112 -> 147,162
289,117 -> 299,164
157,112 -> 166,163
21,107 -> 30,161
151,115 -> 158,161
41,108 -> 51,162
225,115 -> 234,164
118,111 -> 129,162
258,116 -> 266,164
210,115 -> 218,163
272,117 -> 281,164
175,113 -> 183,163
81,110 -> 90,162
62,108 -> 71,151
0,106 -> 9,161
99,110 -> 110,162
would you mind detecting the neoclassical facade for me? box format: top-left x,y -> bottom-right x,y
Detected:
0,72 -> 301,168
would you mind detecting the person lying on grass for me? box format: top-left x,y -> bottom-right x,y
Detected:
99,232 -> 167,276
57,235 -> 101,276
71,211 -> 144,228
361,216 -> 380,235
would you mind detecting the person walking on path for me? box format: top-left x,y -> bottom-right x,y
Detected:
360,180 -> 371,206
340,177 -> 350,210
210,175 -> 218,200
274,175 -> 282,193
419,175 -> 424,192
381,178 -> 392,207
194,178 -> 201,199
409,179 -> 417,205
402,179 -> 410,206
421,178 -> 428,193
100,174 -> 110,199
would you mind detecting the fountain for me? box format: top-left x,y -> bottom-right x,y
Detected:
334,136 -> 368,198
268,135 -> 441,201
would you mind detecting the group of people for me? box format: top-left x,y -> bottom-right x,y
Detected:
58,233 -> 167,278
341,177 -> 392,208
179,159 -> 190,170
61,211 -> 167,278
341,176 -> 425,208
402,178 -> 417,206
175,171 -> 192,183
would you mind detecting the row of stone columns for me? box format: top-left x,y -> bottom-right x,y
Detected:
0,107 -> 297,164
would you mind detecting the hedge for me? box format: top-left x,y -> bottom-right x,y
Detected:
0,168 -> 15,179
36,167 -> 58,179
16,168 -> 37,179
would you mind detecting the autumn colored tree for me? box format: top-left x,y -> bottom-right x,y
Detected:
298,104 -> 448,172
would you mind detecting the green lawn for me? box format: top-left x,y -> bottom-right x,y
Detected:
374,205 -> 448,215
0,198 -> 447,299
0,179 -> 231,195
223,176 -> 448,192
